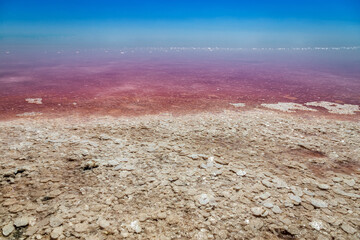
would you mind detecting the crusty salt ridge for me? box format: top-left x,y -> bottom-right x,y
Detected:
305,101 -> 360,115
0,110 -> 359,239
261,102 -> 317,112
25,98 -> 42,104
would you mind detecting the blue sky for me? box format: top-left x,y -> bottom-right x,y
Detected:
1,0 -> 360,48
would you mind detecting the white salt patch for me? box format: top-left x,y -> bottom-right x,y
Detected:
16,112 -> 43,117
230,103 -> 246,108
305,101 -> 360,115
261,102 -> 317,113
25,98 -> 42,104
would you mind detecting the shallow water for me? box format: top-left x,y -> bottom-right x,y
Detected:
1,48 -> 360,119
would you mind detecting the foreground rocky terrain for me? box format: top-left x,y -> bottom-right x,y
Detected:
0,109 -> 359,239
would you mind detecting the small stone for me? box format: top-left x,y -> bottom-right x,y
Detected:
50,227 -> 63,239
309,220 -> 323,231
287,225 -> 300,235
157,212 -> 167,219
236,170 -> 247,176
303,189 -> 315,196
259,192 -> 271,200
332,177 -> 342,183
343,179 -> 355,187
130,220 -> 142,233
310,198 -> 328,208
251,207 -> 264,217
272,205 -> 282,214
263,201 -> 274,208
261,179 -> 272,188
2,223 -> 15,236
49,216 -> 63,228
74,223 -> 88,233
14,217 -> 29,227
288,194 -> 302,204
317,184 -> 330,190
198,194 -> 210,205
341,223 -> 357,234
98,218 -> 110,229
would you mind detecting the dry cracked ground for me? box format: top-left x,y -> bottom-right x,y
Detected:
0,110 -> 359,239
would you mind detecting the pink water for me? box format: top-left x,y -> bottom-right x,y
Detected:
1,49 -> 360,120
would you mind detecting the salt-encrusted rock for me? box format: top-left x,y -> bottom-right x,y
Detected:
236,170 -> 247,176
50,227 -> 63,239
50,216 -> 63,228
198,194 -> 210,205
343,179 -> 355,187
333,188 -> 360,198
263,201 -> 274,208
14,217 -> 29,227
130,220 -> 142,233
341,223 -> 357,234
317,184 -> 330,190
310,198 -> 328,208
309,220 -> 323,231
261,179 -> 273,188
2,223 -> 15,236
98,218 -> 110,229
272,205 -> 282,214
288,194 -> 302,204
259,192 -> 271,200
74,223 -> 88,233
251,207 -> 265,217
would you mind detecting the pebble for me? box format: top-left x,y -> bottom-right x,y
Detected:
198,194 -> 210,205
50,227 -> 63,239
310,198 -> 328,208
14,217 -> 29,227
259,192 -> 271,200
261,179 -> 272,188
341,223 -> 357,234
317,184 -> 330,190
272,205 -> 282,214
263,201 -> 274,208
343,179 -> 355,187
236,170 -> 247,176
50,216 -> 63,228
98,218 -> 110,229
309,220 -> 323,231
130,220 -> 142,233
2,223 -> 15,237
251,207 -> 264,217
332,177 -> 342,183
288,194 -> 302,204
74,223 -> 88,233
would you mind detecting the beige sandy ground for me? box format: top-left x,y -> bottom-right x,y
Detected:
0,109 -> 359,240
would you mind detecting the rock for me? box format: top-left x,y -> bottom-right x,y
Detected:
332,177 -> 342,183
309,220 -> 323,231
272,205 -> 282,214
74,223 -> 88,233
50,227 -> 63,239
332,188 -> 360,198
198,194 -> 210,205
288,194 -> 302,204
114,164 -> 136,171
259,192 -> 271,200
82,160 -> 99,170
341,223 -> 357,234
310,198 -> 328,208
157,212 -> 167,219
14,217 -> 29,227
130,220 -> 142,233
251,207 -> 264,217
343,179 -> 356,187
49,216 -> 63,228
261,179 -> 273,188
317,184 -> 330,190
287,225 -> 300,235
98,218 -> 110,229
2,223 -> 15,236
263,201 -> 274,208
236,170 -> 247,176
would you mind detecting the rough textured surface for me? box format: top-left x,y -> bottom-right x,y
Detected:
0,109 -> 359,239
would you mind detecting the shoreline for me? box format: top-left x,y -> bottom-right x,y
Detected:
1,109 -> 359,239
